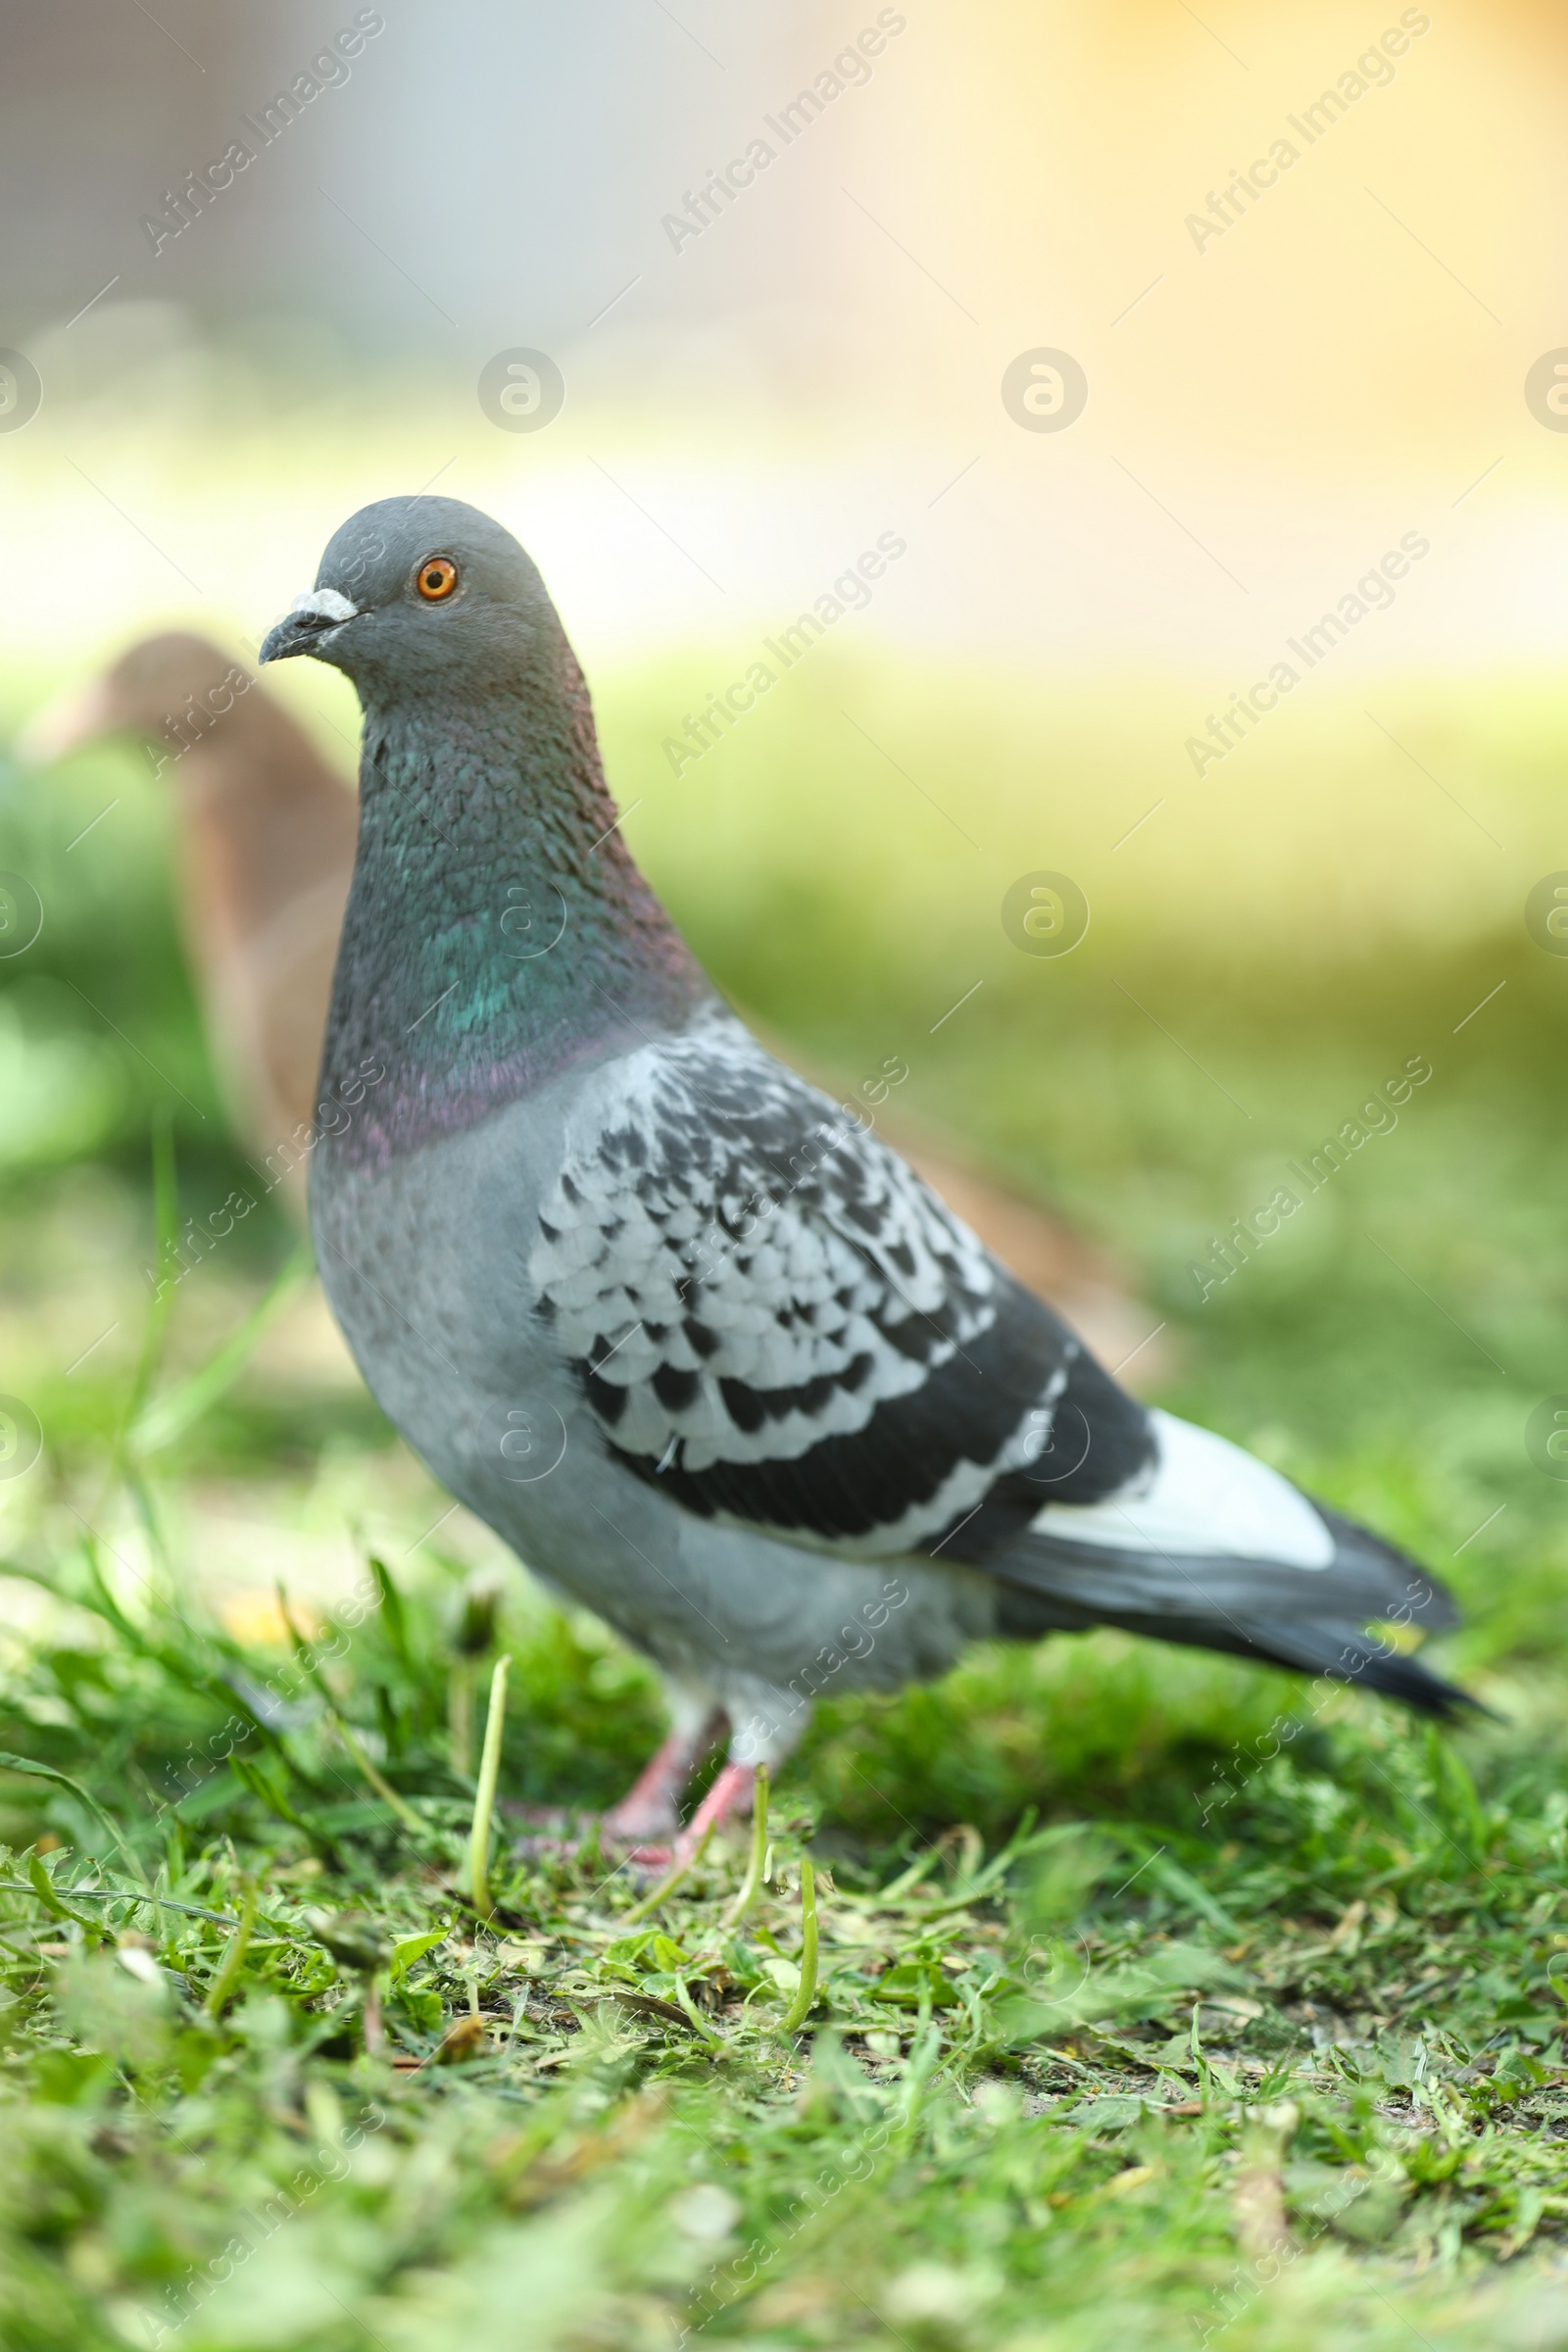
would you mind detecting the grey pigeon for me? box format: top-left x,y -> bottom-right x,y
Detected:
259,497 -> 1465,1854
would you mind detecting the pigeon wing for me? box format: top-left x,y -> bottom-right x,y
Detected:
530,1022 -> 1151,1556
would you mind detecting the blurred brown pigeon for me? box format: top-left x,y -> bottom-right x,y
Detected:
22,633 -> 357,1207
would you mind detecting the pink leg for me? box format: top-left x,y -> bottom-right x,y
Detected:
672,1758 -> 757,1864
602,1705 -> 727,1846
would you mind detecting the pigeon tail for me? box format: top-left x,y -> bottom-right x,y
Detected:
980,1409 -> 1467,1716
992,1578 -> 1471,1716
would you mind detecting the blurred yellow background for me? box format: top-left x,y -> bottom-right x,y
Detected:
2,0 -> 1564,979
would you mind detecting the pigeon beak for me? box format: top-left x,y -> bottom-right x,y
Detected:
14,675 -> 121,765
259,588 -> 361,665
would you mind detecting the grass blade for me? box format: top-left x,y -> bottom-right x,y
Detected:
779,1857 -> 819,2033
367,1554 -> 412,1671
722,1763 -> 769,1931
0,1753 -> 147,1885
467,1653 -> 512,1920
274,1586 -> 421,1832
26,1853 -> 103,1932
203,1874 -> 258,2015
618,1821 -> 716,1928
333,1718 -> 423,1832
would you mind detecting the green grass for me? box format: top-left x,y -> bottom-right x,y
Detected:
3,1557 -> 1568,2351
2,655 -> 1568,2347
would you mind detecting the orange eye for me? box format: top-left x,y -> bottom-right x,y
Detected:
416,556 -> 459,602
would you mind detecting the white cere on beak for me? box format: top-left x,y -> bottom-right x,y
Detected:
291,588 -> 359,623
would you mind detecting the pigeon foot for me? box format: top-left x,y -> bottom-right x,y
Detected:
671,1758 -> 757,1866
602,1704 -> 728,1844
505,1706 -> 730,1868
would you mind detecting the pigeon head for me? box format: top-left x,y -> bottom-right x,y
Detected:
258,495 -> 558,702
266,494 -> 712,1132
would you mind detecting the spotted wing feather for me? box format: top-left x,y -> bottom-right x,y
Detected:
530,1023 -> 1145,1553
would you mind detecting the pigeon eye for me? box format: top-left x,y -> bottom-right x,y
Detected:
416,556 -> 459,602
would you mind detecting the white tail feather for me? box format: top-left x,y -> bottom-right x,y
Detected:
1030,1409 -> 1335,1570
